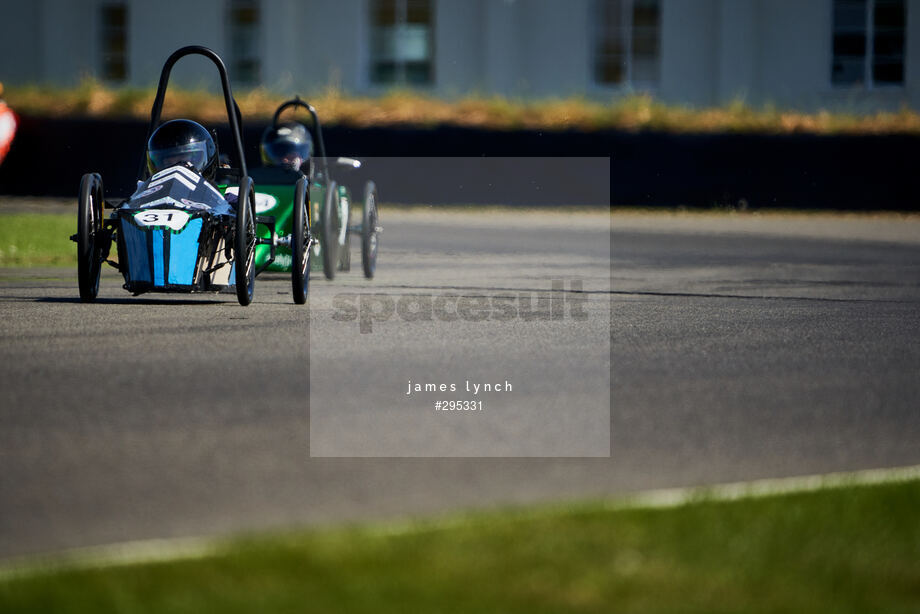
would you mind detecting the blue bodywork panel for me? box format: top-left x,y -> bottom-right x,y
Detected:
168,218 -> 203,285
115,165 -> 235,293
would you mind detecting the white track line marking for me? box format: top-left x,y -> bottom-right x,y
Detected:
1,463 -> 918,581
605,463 -> 920,510
0,538 -> 222,582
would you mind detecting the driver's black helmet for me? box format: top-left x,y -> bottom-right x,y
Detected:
261,122 -> 313,170
146,119 -> 218,180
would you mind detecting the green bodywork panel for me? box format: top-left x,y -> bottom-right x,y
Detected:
253,183 -> 295,272
254,181 -> 330,272
222,170 -> 348,274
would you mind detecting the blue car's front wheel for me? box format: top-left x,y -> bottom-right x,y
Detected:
235,176 -> 256,306
77,173 -> 104,302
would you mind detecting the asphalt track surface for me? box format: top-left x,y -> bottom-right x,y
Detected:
2,207 -> 920,558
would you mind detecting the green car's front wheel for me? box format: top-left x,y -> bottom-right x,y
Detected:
291,176 -> 310,304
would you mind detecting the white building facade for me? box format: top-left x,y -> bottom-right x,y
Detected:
1,0 -> 918,111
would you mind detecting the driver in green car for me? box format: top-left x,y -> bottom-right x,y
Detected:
261,122 -> 313,173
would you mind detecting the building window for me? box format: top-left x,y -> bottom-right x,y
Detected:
227,0 -> 261,85
832,0 -> 905,86
370,0 -> 434,86
594,0 -> 660,87
99,3 -> 128,82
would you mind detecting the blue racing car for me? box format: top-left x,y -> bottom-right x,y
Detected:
72,46 -> 310,306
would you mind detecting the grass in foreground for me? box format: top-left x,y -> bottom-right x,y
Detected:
0,213 -> 75,267
1,479 -> 918,613
7,80 -> 920,134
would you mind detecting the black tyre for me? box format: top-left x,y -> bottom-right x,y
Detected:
77,173 -> 104,302
291,176 -> 310,304
321,181 -> 339,280
362,181 -> 379,279
235,176 -> 256,306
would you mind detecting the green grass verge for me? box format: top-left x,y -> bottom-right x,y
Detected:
0,213 -> 76,267
1,479 -> 918,613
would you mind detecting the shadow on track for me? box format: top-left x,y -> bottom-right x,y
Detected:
610,290 -> 918,304
346,284 -> 613,295
36,297 -> 228,306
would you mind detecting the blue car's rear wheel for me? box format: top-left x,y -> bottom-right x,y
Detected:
77,173 -> 104,302
291,176 -> 310,304
235,176 -> 256,306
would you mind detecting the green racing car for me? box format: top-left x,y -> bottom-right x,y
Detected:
242,97 -> 381,296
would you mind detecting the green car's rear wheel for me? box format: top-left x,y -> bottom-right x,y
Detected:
291,176 -> 310,304
321,180 -> 339,280
235,176 -> 256,306
77,173 -> 104,302
362,181 -> 379,279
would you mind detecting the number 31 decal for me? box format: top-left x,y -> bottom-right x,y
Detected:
134,209 -> 190,231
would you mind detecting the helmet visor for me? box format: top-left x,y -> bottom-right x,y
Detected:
148,141 -> 210,173
264,140 -> 310,168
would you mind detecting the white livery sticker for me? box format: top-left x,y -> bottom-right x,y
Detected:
140,196 -> 182,209
147,165 -> 224,199
151,165 -> 202,182
133,184 -> 164,199
180,198 -> 213,210
149,167 -> 199,191
133,209 -> 191,231
225,187 -> 278,214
